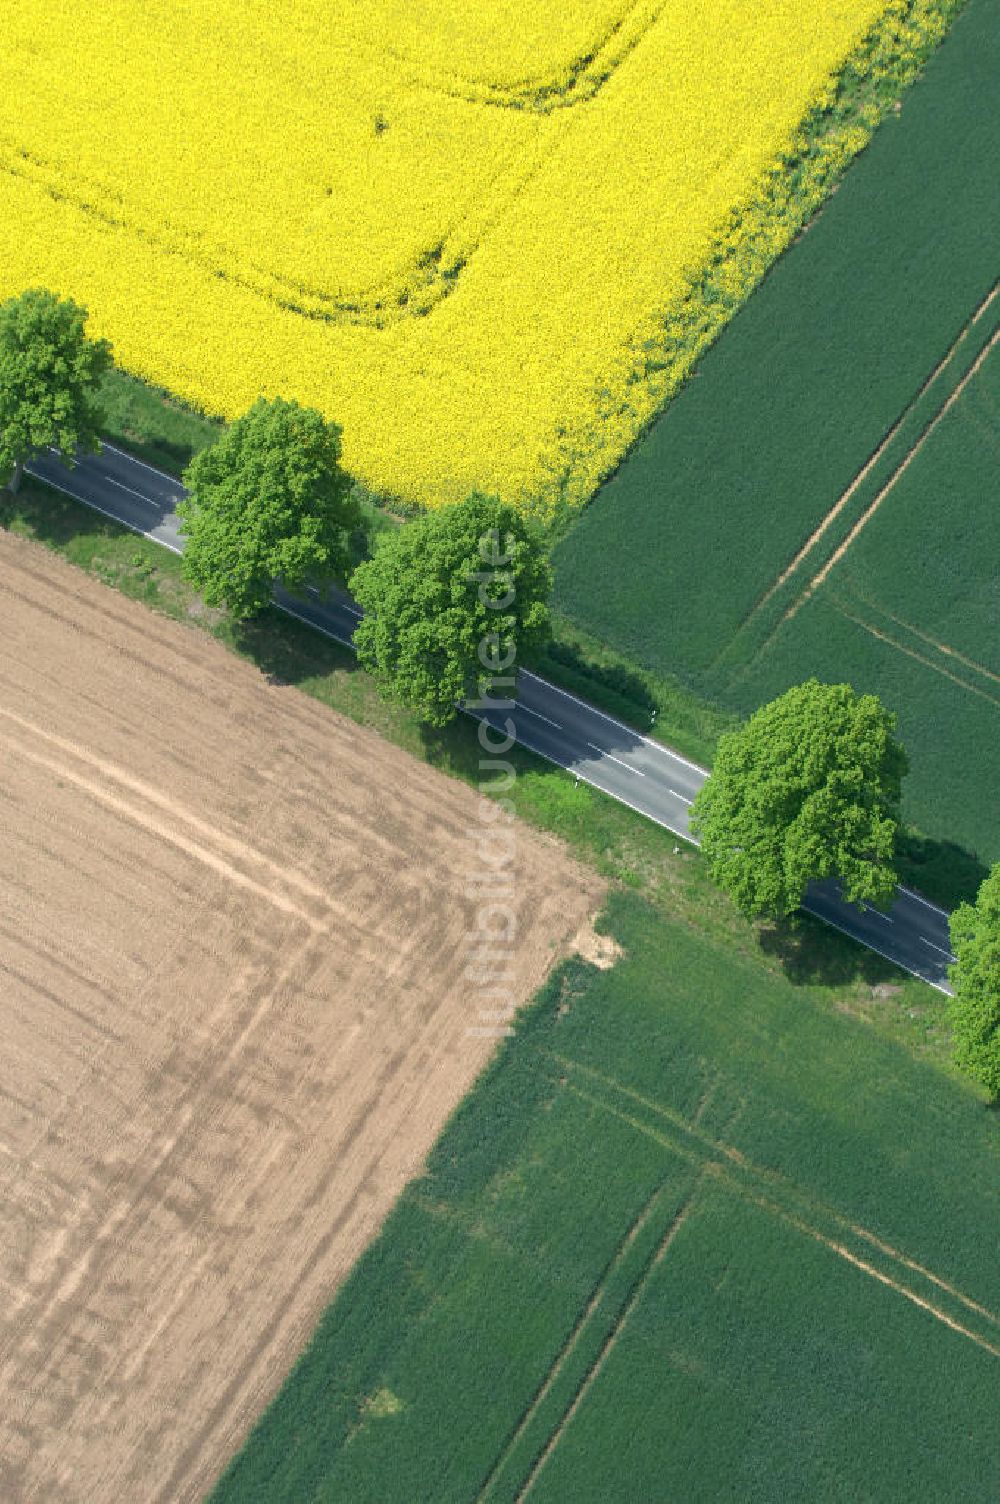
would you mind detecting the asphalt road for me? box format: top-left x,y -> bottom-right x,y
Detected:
25,445 -> 957,993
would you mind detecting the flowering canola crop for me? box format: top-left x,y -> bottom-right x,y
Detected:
0,0 -> 952,512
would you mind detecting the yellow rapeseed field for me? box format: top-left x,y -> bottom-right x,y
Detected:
0,0 -> 950,511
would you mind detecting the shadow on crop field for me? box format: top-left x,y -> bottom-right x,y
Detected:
896,830 -> 989,912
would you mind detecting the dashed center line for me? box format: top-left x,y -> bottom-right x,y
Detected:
586,742 -> 646,775
669,789 -> 693,805
518,705 -> 561,730
103,476 -> 161,505
305,586 -> 361,620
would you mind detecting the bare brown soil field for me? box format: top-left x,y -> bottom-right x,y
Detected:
0,531 -> 603,1502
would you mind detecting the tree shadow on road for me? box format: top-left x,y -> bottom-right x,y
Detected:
534,637 -> 658,728
758,911 -> 909,990
416,716 -> 540,785
0,476 -> 119,551
228,605 -> 357,687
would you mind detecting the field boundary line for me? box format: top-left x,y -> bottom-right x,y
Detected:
740,1184 -> 1000,1361
1,933 -> 322,1425
843,1220 -> 1000,1326
374,0 -> 665,114
847,592 -> 1000,690
474,1179 -> 670,1502
0,699 -> 417,938
0,723 -> 329,933
3,14 -> 618,334
546,1051 -> 722,1145
0,702 -> 333,904
581,1080 -> 1000,1359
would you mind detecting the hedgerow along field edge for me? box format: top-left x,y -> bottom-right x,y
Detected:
210,889 -> 1000,1503
553,0 -> 1000,862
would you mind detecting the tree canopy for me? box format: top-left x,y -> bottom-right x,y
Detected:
0,288 -> 111,490
178,397 -> 357,619
948,864 -> 1000,1098
349,492 -> 552,726
690,679 -> 907,919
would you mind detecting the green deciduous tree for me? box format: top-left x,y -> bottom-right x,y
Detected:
0,288 -> 112,491
948,865 -> 1000,1098
178,397 -> 357,619
690,679 -> 907,918
349,492 -> 552,726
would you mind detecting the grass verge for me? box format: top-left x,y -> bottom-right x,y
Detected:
97,367 -> 222,476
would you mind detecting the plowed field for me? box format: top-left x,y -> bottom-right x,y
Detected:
0,531 -> 601,1501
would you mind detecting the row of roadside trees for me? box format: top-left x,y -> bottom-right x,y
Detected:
1,286 -> 998,1098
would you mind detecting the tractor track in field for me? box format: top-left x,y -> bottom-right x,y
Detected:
716,276 -> 1000,677
547,1052 -> 1000,1357
477,1083 -> 721,1504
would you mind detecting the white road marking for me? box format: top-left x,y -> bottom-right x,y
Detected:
864,906 -> 895,924
102,441 -> 185,483
483,721 -> 695,845
898,885 -> 952,919
24,469 -> 183,554
300,585 -> 360,623
518,704 -> 561,730
521,668 -> 710,776
669,789 -> 694,805
275,601 -> 356,651
587,741 -> 646,775
920,936 -> 957,961
104,475 -> 163,505
21,456 -> 958,1002
800,905 -> 953,996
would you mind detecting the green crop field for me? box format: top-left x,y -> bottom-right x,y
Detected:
732,343 -> 1000,864
552,0 -> 1000,864
211,891 -> 1000,1502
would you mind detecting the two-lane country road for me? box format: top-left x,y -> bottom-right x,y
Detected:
25,444 -> 957,993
